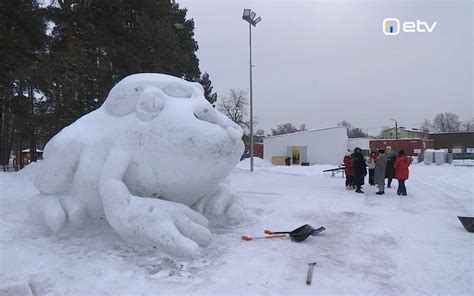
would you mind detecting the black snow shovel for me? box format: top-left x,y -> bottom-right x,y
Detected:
241,224 -> 325,242
458,216 -> 474,233
264,224 -> 326,242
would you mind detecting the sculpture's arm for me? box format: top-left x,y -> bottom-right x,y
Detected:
98,149 -> 133,214
99,149 -> 211,256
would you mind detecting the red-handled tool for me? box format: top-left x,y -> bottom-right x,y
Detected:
264,224 -> 326,242
241,234 -> 287,241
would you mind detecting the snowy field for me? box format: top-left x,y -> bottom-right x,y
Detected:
1,160 -> 473,295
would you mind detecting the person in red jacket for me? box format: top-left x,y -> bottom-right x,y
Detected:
343,151 -> 354,190
394,149 -> 410,196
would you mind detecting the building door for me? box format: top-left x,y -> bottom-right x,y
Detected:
291,147 -> 300,164
287,146 -> 307,165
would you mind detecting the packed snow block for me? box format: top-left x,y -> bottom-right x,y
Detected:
423,150 -> 434,165
447,153 -> 453,164
434,150 -> 447,165
29,73 -> 245,257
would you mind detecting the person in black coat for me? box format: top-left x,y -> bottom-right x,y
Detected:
352,147 -> 367,193
385,146 -> 396,188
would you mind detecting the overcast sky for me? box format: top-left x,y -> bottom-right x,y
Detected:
178,0 -> 473,135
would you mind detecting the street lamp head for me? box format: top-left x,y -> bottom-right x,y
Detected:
242,9 -> 261,26
242,9 -> 251,20
249,11 -> 256,21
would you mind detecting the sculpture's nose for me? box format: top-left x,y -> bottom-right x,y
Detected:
136,87 -> 165,121
193,102 -> 243,142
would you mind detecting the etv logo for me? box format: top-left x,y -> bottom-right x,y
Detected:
383,18 -> 437,36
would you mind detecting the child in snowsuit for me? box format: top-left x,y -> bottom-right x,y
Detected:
374,149 -> 387,195
394,149 -> 410,196
343,152 -> 354,190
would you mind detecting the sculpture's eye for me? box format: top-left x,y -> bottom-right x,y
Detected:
136,87 -> 165,121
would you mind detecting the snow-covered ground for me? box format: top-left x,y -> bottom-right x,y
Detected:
1,160 -> 473,295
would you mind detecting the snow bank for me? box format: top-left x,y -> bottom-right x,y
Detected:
453,159 -> 474,166
236,157 -> 337,177
236,157 -> 273,170
1,163 -> 472,295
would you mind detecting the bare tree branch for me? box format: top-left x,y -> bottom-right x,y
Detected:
433,112 -> 461,132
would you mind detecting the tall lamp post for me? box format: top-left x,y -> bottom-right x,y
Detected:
242,9 -> 261,172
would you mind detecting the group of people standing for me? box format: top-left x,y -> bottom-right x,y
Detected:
343,146 -> 411,195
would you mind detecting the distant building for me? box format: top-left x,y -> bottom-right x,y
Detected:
369,139 -> 433,156
381,127 -> 428,140
241,135 -> 264,159
369,131 -> 474,159
242,134 -> 264,144
242,143 -> 263,159
428,132 -> 474,155
263,127 -> 347,165
347,138 -> 371,156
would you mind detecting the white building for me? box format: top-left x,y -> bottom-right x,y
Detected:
263,127 -> 348,165
347,138 -> 371,155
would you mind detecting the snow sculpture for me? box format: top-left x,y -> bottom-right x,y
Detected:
29,73 -> 244,256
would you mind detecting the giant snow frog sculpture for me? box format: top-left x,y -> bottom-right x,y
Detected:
30,73 -> 244,256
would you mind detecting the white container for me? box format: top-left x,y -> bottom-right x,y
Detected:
424,149 -> 434,165
434,150 -> 447,165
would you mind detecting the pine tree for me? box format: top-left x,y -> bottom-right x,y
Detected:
1,0 -> 204,166
199,72 -> 217,104
0,0 -> 47,166
39,0 -> 202,140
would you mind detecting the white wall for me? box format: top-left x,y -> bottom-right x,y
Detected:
347,138 -> 370,151
263,127 -> 348,165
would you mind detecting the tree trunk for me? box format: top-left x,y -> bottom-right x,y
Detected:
8,124 -> 14,167
29,86 -> 36,162
1,96 -> 14,167
0,95 -> 4,166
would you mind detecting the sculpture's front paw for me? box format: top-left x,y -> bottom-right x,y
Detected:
192,184 -> 244,227
222,195 -> 245,226
29,194 -> 86,233
119,198 -> 211,257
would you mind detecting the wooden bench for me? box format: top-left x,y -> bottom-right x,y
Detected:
323,166 -> 345,178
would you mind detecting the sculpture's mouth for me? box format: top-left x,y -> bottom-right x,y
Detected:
192,110 -> 243,143
224,124 -> 243,143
